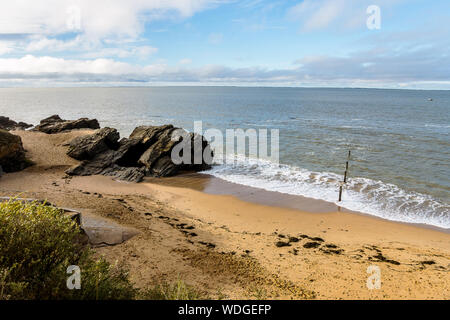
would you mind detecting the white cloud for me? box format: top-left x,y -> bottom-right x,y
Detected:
82,46 -> 158,59
287,0 -> 405,31
0,55 -> 135,75
0,43 -> 13,55
22,35 -> 158,60
289,0 -> 345,31
0,1 -> 224,60
0,49 -> 449,89
0,1 -> 447,89
25,36 -> 84,52
0,0 -> 224,39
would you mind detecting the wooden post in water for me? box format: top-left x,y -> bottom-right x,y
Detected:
338,150 -> 351,202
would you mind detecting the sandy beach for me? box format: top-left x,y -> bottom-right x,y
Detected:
1,129 -> 449,299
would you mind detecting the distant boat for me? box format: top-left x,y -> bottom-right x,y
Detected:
428,98 -> 433,101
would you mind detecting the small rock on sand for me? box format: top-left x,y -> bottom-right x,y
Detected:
275,241 -> 291,248
303,242 -> 321,249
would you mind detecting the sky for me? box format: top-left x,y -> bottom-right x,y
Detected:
0,0 -> 449,89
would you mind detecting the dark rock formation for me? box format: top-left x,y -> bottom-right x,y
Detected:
0,116 -> 33,131
34,114 -> 100,134
136,127 -> 212,176
101,165 -> 147,182
0,129 -> 32,172
67,127 -> 120,160
66,124 -> 212,182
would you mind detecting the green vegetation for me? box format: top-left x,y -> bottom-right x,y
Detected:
0,199 -> 205,300
140,278 -> 204,300
0,199 -> 136,300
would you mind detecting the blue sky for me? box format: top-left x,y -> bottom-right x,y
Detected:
0,0 -> 449,88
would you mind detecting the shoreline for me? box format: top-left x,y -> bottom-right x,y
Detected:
136,176 -> 450,248
1,129 -> 449,299
146,172 -> 342,213
146,172 -> 450,235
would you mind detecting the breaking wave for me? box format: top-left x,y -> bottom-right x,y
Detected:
203,155 -> 450,229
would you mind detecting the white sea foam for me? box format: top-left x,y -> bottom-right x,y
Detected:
203,155 -> 450,229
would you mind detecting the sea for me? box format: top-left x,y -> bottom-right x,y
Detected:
1,87 -> 448,229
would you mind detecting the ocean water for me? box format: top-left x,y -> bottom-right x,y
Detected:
0,87 -> 449,229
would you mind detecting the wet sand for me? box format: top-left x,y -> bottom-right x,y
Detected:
146,172 -> 342,213
1,129 -> 449,299
147,173 -> 450,234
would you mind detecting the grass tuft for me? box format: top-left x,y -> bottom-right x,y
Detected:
140,279 -> 204,300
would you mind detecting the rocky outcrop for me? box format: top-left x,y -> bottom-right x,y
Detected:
67,127 -> 120,160
0,116 -> 33,131
34,115 -> 100,134
66,124 -> 212,182
0,129 -> 32,172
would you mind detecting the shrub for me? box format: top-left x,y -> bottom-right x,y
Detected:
0,199 -> 136,300
140,279 -> 204,300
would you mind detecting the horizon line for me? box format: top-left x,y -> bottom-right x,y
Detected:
0,85 -> 449,91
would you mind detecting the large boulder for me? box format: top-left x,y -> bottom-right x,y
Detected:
134,126 -> 177,167
67,127 -> 120,160
66,135 -> 150,182
129,125 -> 175,145
34,115 -> 100,134
0,116 -> 33,131
66,137 -> 147,182
138,128 -> 211,176
0,129 -> 32,172
65,124 -> 212,182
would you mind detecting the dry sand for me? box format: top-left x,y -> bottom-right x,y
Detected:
1,129 -> 449,299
